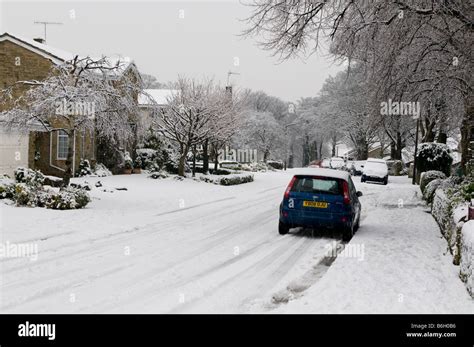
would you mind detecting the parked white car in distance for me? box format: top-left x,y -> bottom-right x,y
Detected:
330,157 -> 345,170
361,158 -> 389,185
321,158 -> 331,168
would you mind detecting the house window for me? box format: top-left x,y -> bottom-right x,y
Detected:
57,130 -> 69,160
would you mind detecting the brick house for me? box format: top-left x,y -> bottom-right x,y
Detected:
0,32 -> 141,177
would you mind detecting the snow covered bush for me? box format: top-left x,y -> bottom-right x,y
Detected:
0,178 -> 14,199
93,163 -> 112,177
14,167 -> 45,188
13,183 -> 38,207
37,187 -> 90,210
148,171 -> 169,179
76,159 -> 92,177
420,170 -> 446,193
267,160 -> 284,170
2,168 -> 91,209
139,129 -> 182,173
164,149 -> 181,174
123,151 -> 134,170
460,221 -> 474,298
135,148 -> 157,170
416,142 -> 453,178
200,173 -> 254,185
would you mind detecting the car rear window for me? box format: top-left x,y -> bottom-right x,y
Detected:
291,176 -> 342,195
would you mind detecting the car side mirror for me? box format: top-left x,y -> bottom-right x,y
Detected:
356,191 -> 363,197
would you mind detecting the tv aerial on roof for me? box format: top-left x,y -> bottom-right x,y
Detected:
34,21 -> 63,43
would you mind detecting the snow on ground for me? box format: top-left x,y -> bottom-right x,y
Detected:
0,171 -> 472,313
273,176 -> 474,314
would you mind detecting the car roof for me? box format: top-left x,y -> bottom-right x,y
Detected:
291,168 -> 351,181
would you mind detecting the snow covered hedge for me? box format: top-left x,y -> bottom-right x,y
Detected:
240,162 -> 271,172
430,176 -> 472,265
423,178 -> 444,203
267,160 -> 284,170
460,221 -> 474,298
199,173 -> 254,186
420,170 -> 446,194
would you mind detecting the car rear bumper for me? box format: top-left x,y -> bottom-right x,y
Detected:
362,174 -> 386,182
279,208 -> 352,229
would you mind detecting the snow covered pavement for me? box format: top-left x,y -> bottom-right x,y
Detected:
1,171 -> 472,313
275,176 -> 474,313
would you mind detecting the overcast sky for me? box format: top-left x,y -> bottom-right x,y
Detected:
1,0 -> 345,102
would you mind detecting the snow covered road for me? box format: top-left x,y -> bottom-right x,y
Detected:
1,171 -> 472,313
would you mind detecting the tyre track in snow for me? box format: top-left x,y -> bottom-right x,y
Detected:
78,207 -> 281,312
1,212 -> 276,311
167,234 -> 326,313
1,188 -> 282,276
98,230 -> 309,313
1,187 -> 284,311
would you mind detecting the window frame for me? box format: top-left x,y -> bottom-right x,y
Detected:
57,130 -> 69,160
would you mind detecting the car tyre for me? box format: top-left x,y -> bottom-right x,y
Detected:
361,176 -> 365,183
383,177 -> 388,185
354,215 -> 360,232
279,221 -> 290,235
342,224 -> 354,241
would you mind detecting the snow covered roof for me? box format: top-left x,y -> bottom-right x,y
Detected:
138,89 -> 178,106
291,168 -> 351,181
0,33 -> 137,78
0,32 -> 76,64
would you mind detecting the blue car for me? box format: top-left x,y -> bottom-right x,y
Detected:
279,168 -> 363,241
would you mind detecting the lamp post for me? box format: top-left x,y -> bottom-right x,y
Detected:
412,118 -> 420,185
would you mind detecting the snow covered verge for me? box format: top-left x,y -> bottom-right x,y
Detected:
198,172 -> 254,186
460,221 -> 474,297
421,172 -> 473,297
146,167 -> 255,186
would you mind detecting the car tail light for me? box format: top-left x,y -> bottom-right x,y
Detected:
284,176 -> 296,199
342,180 -> 350,205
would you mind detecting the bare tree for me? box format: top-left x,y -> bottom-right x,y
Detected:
244,0 -> 473,170
156,78 -> 239,176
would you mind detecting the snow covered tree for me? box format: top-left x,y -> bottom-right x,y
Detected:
244,0 -> 473,169
319,67 -> 380,160
238,110 -> 285,162
0,56 -> 142,186
156,78 -> 239,176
